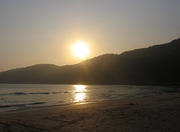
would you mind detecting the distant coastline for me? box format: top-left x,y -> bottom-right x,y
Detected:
0,38 -> 180,85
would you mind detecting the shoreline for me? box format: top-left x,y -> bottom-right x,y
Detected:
0,92 -> 180,131
0,90 -> 177,114
1,84 -> 179,114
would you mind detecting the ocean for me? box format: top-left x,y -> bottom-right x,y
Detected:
0,84 -> 178,112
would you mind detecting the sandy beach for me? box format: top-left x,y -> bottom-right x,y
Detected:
0,93 -> 180,132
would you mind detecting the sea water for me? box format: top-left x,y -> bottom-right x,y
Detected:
0,84 -> 179,112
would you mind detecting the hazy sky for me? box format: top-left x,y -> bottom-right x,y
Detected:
0,0 -> 180,71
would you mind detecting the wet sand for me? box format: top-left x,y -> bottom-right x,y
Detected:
0,93 -> 180,132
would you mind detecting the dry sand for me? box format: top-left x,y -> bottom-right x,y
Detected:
0,93 -> 180,132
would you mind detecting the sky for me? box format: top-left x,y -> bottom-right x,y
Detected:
0,0 -> 180,71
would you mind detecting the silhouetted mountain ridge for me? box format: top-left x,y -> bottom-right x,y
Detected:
0,38 -> 180,85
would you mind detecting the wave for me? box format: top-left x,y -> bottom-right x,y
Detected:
0,92 -> 64,96
0,102 -> 46,108
0,91 -> 83,96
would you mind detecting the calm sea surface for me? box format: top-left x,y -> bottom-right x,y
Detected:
0,84 -> 179,112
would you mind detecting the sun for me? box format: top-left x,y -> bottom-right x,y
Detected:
71,41 -> 90,59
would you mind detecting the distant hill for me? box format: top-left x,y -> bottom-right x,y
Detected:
0,38 -> 180,85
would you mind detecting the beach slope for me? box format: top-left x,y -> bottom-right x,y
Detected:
0,93 -> 180,132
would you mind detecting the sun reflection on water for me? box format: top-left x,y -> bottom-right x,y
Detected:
73,85 -> 87,103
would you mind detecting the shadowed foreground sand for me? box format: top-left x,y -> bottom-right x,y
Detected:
0,93 -> 180,132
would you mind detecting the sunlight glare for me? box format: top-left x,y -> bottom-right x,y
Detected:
71,41 -> 90,59
74,93 -> 86,102
73,85 -> 87,102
